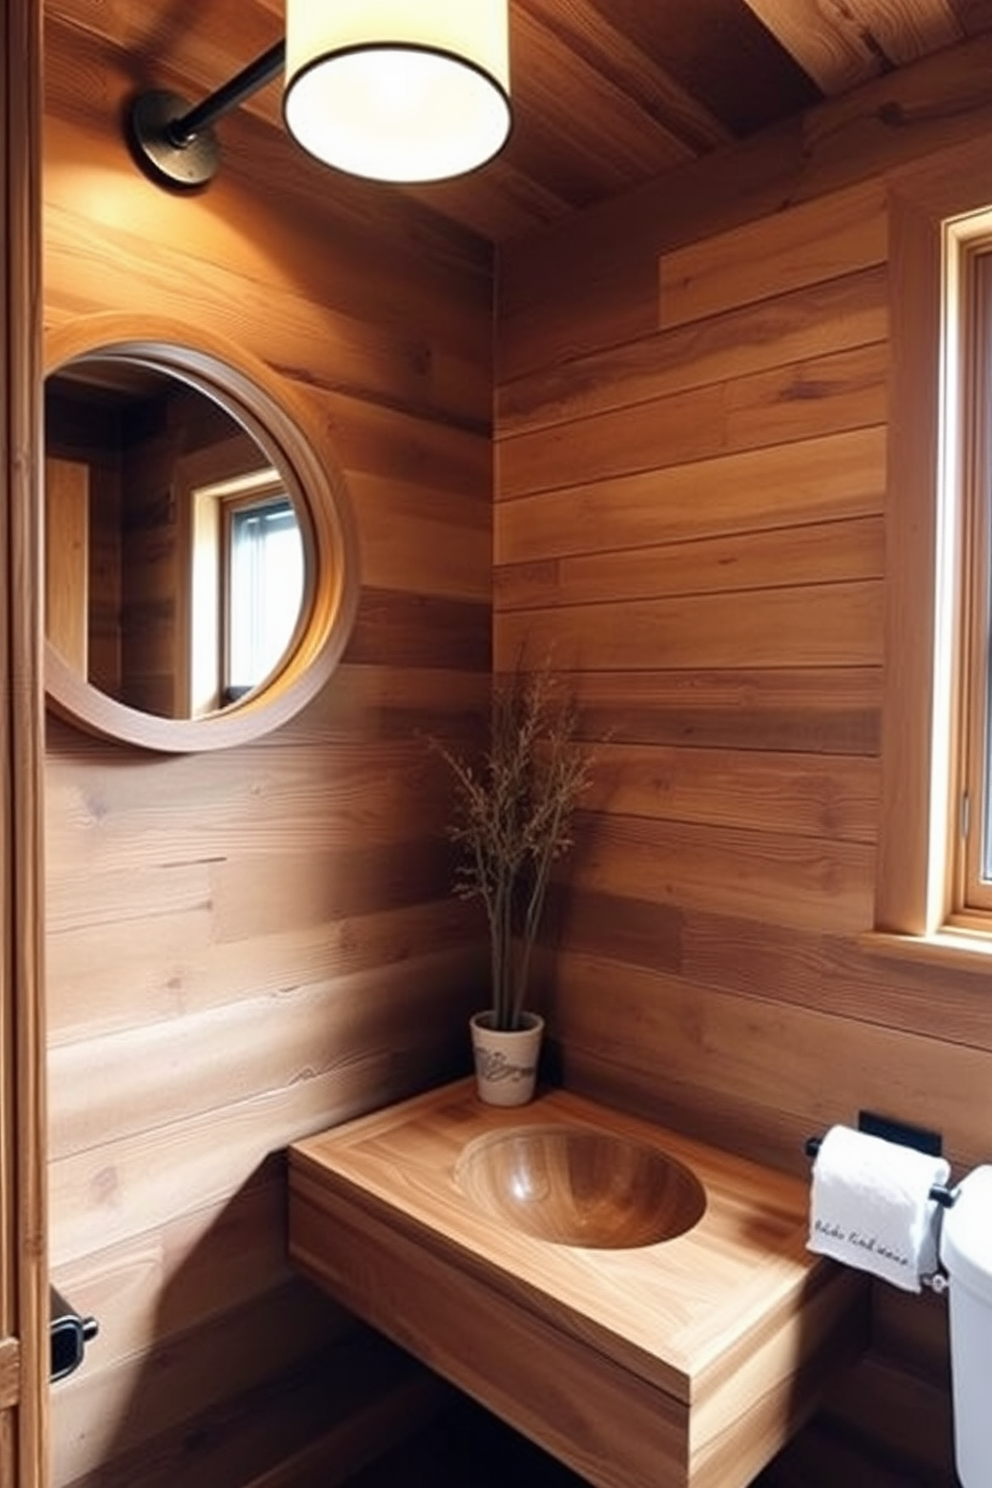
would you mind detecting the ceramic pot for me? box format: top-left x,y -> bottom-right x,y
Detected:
469,1010 -> 544,1106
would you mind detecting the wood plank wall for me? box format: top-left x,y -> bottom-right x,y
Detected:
42,11 -> 992,1488
495,40 -> 992,1488
4,0 -> 47,1484
42,11 -> 492,1487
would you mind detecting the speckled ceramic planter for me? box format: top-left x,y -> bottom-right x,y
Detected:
469,1010 -> 544,1106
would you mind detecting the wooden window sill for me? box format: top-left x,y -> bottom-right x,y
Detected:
860,927 -> 992,976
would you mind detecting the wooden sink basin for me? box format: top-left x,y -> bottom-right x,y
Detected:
288,1080 -> 868,1488
454,1125 -> 706,1248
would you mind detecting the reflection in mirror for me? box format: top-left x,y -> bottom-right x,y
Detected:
45,357 -> 306,720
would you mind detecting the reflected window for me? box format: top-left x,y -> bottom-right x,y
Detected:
43,337 -> 357,750
225,492 -> 304,702
45,357 -> 313,722
189,468 -> 303,715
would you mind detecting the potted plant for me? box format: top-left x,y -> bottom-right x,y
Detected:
431,656 -> 593,1104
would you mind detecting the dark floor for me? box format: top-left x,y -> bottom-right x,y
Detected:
344,1398 -> 588,1488
341,1396 -> 931,1488
342,1397 -> 816,1488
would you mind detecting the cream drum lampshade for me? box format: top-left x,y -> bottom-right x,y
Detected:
283,0 -> 512,183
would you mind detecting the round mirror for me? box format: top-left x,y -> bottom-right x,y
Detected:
44,317 -> 358,751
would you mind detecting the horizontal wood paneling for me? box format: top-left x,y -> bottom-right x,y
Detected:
499,266 -> 888,437
658,178 -> 888,329
567,666 -> 881,755
494,42 -> 992,1488
569,814 -> 874,934
498,515 -> 884,611
546,951 -> 992,1184
42,17 -> 992,1488
44,740 -> 464,875
498,342 -> 888,500
499,579 -> 883,672
680,912 -> 992,1059
50,1170 -> 308,1370
51,1283 -> 335,1484
54,1294 -> 447,1488
497,424 -> 886,565
497,30 -> 992,375
47,961 -> 481,1172
347,473 -> 490,602
817,1354 -> 955,1484
583,742 -> 879,842
345,591 -> 489,670
43,10 -> 492,1488
46,899 -> 481,1048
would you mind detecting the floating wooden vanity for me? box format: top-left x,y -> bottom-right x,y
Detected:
288,1080 -> 868,1488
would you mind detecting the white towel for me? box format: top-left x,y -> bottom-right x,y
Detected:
807,1124 -> 951,1292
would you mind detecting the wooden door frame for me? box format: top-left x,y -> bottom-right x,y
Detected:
2,0 -> 48,1483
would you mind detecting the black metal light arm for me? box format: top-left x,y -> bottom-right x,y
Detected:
128,41 -> 286,189
166,41 -> 286,145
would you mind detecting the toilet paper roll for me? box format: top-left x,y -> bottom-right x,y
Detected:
807,1124 -> 951,1292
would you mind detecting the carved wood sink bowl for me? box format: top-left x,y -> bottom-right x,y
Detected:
288,1080 -> 869,1488
454,1125 -> 707,1248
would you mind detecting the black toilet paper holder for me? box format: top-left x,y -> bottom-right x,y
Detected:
50,1286 -> 99,1383
804,1109 -> 959,1209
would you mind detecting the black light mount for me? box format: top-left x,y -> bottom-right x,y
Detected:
127,41 -> 285,190
125,6 -> 513,189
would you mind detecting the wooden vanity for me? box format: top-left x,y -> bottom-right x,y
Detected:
288,1080 -> 868,1488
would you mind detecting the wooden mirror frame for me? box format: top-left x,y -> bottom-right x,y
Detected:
44,315 -> 359,752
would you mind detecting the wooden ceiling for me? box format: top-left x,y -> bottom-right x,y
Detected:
47,0 -> 992,245
433,0 -> 992,242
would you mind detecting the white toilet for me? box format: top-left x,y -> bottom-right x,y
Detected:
939,1164 -> 992,1487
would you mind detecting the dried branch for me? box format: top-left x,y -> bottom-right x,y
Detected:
430,658 -> 593,1031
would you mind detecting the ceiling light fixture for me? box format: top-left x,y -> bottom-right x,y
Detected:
128,0 -> 512,191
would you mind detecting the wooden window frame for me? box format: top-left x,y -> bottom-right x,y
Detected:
2,0 -> 47,1484
871,137 -> 992,968
954,240 -> 992,923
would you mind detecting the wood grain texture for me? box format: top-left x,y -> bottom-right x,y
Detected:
0,1341 -> 21,1411
43,12 -> 491,1488
35,16 -> 992,1488
58,1317 -> 450,1488
44,458 -> 89,674
494,36 -> 992,1488
42,0 -> 992,247
289,1081 -> 869,1488
658,178 -> 887,330
497,32 -> 992,381
740,0 -> 887,93
497,426 -> 886,570
498,342 -> 888,501
499,265 -> 889,437
2,0 -> 47,1485
873,139 -> 992,936
567,666 -> 881,756
42,314 -> 365,754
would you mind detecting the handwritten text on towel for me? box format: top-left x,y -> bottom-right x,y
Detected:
813,1218 -> 911,1272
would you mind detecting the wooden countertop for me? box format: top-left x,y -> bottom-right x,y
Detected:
289,1080 -> 862,1409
